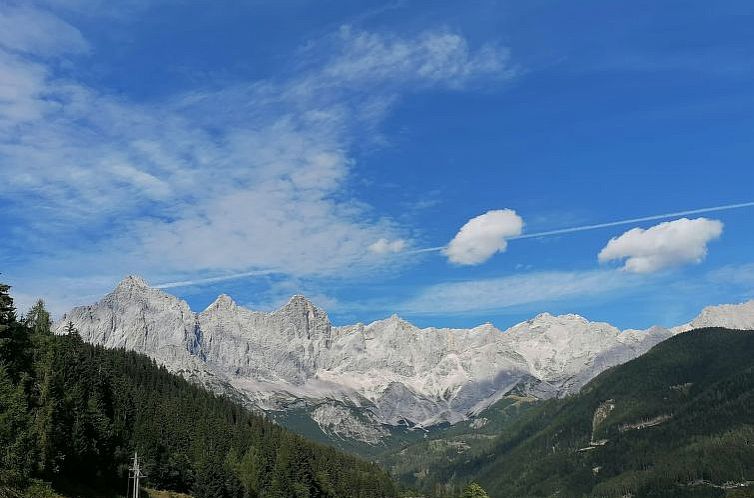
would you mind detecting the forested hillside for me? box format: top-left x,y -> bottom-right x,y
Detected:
376,394 -> 538,496
0,283 -> 396,498
411,327 -> 754,498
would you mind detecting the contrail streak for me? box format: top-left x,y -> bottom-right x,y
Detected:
154,201 -> 754,287
407,200 -> 754,254
510,200 -> 754,240
155,270 -> 280,289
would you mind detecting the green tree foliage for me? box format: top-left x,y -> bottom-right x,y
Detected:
460,482 -> 489,498
0,283 -> 15,326
0,284 -> 397,498
0,364 -> 35,489
0,283 -> 32,380
24,300 -> 51,335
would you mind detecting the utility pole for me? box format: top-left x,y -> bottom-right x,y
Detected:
129,452 -> 145,498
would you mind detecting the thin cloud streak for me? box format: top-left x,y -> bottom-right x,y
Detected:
510,201 -> 754,240
398,269 -> 647,315
408,200 -> 754,255
158,201 -> 754,290
154,270 -> 282,289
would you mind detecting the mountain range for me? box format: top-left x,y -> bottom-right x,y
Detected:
53,275 -> 754,444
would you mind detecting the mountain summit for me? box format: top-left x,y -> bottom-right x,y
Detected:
54,276 -> 754,443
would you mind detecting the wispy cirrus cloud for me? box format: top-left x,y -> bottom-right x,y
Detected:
29,0 -> 172,19
0,4 -> 89,56
310,26 -> 513,91
399,269 -> 646,315
0,7 -> 515,308
368,238 -> 407,255
707,263 -> 754,289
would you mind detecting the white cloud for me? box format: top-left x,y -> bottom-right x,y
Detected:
0,5 -> 89,56
598,217 -> 723,273
400,270 -> 644,314
32,0 -> 169,20
316,26 -> 512,90
369,238 -> 407,254
154,271 -> 280,290
0,51 -> 51,125
443,209 -> 524,265
6,273 -> 120,318
0,11 -> 515,311
706,263 -> 754,287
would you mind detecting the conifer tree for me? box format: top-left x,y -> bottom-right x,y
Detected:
0,283 -> 15,325
25,300 -> 51,336
461,482 -> 490,498
64,321 -> 79,338
0,284 -> 31,380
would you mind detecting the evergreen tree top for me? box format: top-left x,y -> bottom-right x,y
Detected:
0,282 -> 17,326
461,482 -> 490,498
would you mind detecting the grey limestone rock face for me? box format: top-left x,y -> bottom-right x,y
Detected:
54,276 -> 754,442
197,293 -> 332,384
671,300 -> 754,333
60,275 -> 200,364
310,402 -> 389,443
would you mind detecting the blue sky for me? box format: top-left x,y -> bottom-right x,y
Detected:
2,0 -> 753,330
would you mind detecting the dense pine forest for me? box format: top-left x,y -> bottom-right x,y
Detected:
0,283 -> 397,498
402,327 -> 754,498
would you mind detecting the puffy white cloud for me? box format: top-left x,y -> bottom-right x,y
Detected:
598,217 -> 723,273
369,238 -> 407,254
444,209 -> 524,265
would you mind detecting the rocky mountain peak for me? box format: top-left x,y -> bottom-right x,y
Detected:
108,275 -> 185,312
279,294 -> 317,311
207,293 -> 237,311
384,314 -> 410,326
674,299 -> 754,333
269,294 -> 333,343
115,274 -> 150,290
519,312 -> 591,332
471,322 -> 499,334
276,294 -> 331,323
